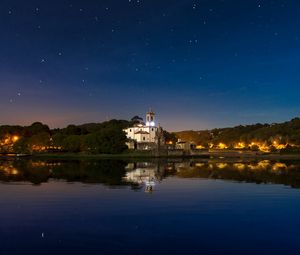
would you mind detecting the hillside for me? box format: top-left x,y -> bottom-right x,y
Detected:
175,118 -> 300,152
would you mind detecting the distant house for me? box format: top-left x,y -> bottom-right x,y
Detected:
176,139 -> 196,151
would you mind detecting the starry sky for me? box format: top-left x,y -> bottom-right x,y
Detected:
1,0 -> 300,131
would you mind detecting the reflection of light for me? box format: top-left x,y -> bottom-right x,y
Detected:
216,163 -> 228,169
0,165 -> 19,175
246,160 -> 270,170
234,163 -> 246,170
257,160 -> 271,169
272,163 -> 287,171
196,145 -> 205,149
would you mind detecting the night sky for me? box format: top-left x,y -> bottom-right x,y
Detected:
1,0 -> 299,131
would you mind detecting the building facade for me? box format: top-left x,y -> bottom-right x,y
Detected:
124,111 -> 164,149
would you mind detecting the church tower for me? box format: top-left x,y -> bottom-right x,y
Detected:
146,110 -> 155,127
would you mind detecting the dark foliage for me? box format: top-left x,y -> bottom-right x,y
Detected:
175,117 -> 300,150
1,119 -> 131,154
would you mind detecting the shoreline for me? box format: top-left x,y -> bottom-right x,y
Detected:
24,152 -> 300,160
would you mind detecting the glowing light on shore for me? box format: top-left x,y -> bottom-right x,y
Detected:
217,143 -> 228,149
0,135 -> 21,149
13,136 -> 19,142
272,141 -> 287,150
250,142 -> 270,152
234,142 -> 245,149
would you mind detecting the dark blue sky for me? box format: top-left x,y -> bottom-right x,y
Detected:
0,0 -> 299,131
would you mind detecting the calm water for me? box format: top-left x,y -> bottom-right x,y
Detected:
1,158 -> 300,254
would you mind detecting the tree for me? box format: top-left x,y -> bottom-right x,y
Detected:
27,132 -> 51,152
131,115 -> 143,125
81,133 -> 100,153
52,133 -> 67,148
27,122 -> 50,136
13,138 -> 30,154
62,135 -> 82,152
95,127 -> 127,154
163,130 -> 177,144
62,125 -> 82,136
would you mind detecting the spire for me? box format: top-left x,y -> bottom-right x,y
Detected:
148,107 -> 154,114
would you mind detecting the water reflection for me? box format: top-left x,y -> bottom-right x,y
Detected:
0,159 -> 128,186
125,162 -> 166,192
1,159 -> 300,188
176,160 -> 300,188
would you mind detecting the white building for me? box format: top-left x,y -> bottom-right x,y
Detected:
124,111 -> 158,144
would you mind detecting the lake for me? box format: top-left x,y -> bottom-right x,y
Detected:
1,158 -> 300,254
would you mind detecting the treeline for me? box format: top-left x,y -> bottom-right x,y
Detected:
0,120 -> 131,154
175,117 -> 300,151
0,159 -> 131,186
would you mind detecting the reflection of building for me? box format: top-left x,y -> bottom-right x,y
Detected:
123,111 -> 165,150
124,162 -> 165,192
125,162 -> 159,183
